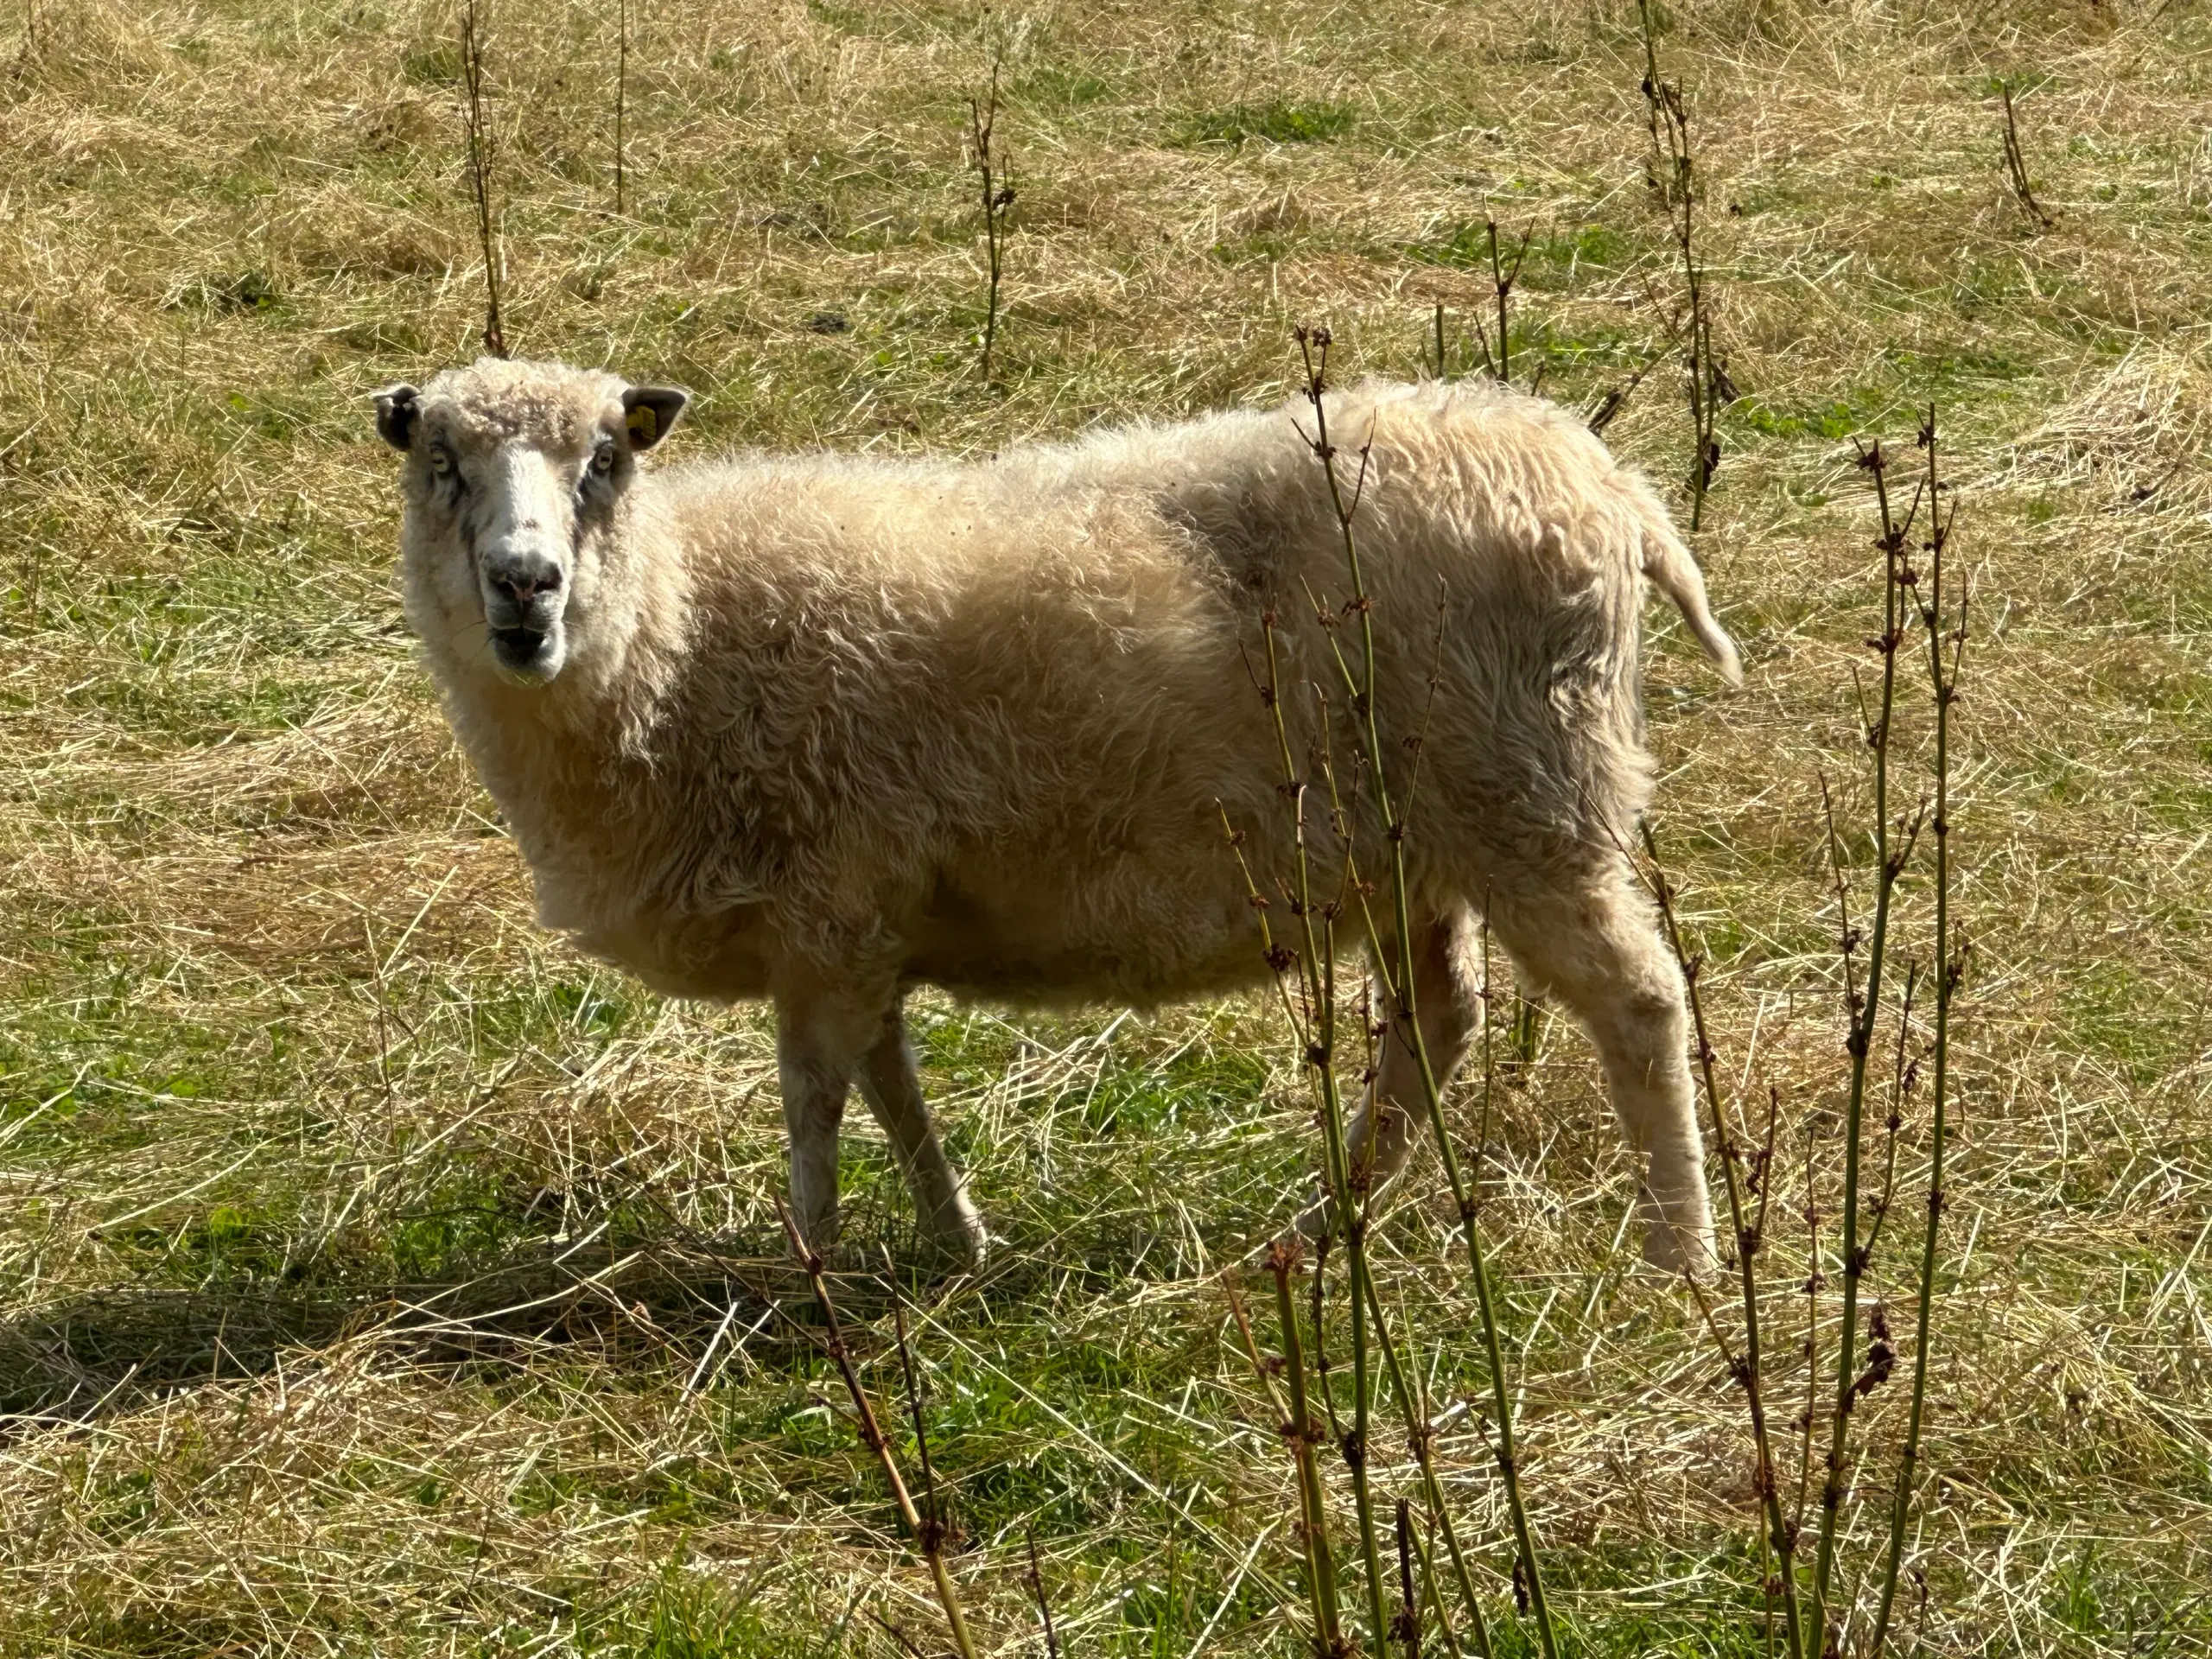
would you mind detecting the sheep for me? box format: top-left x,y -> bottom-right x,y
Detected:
373,356 -> 1741,1275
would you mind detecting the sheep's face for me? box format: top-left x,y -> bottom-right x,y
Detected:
375,360 -> 686,688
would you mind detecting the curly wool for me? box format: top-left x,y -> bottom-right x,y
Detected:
393,359 -> 1738,1270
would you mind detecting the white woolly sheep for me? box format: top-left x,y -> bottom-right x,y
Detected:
374,358 -> 1741,1274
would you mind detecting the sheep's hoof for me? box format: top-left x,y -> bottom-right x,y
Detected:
1639,1219 -> 1720,1285
1240,1199 -> 1330,1274
918,1214 -> 989,1274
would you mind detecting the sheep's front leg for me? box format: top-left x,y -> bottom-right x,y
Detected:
1346,911 -> 1483,1192
855,1000 -> 987,1266
775,988 -> 882,1255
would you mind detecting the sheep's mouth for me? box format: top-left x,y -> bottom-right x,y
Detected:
491,626 -> 557,677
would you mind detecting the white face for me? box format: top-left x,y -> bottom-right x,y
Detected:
429,429 -> 616,685
377,373 -> 684,688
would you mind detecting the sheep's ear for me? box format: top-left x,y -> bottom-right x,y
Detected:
622,385 -> 688,451
373,385 -> 420,451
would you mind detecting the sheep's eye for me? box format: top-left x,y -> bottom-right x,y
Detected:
428,448 -> 454,476
591,443 -> 615,475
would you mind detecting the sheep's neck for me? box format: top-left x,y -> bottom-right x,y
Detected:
446,512 -> 691,919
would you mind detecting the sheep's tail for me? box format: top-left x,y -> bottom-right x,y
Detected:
1627,481 -> 1744,686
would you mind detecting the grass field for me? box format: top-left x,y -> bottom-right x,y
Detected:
4,0 -> 2212,1653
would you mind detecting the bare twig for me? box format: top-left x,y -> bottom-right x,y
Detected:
884,1255 -> 944,1551
1796,1127 -> 1822,1544
1641,823 -> 1808,1659
612,0 -> 627,214
1808,435 -> 1921,1653
1025,1526 -> 1061,1659
774,1201 -> 979,1659
1273,1250 -> 1351,1653
1395,1498 -> 1422,1659
968,49 -> 1015,382
1585,313 -> 1686,436
1484,220 -> 1531,388
867,1610 -> 931,1659
1637,0 -> 1719,527
1226,1266 -> 1344,1652
1238,512 -> 1388,1653
1999,84 -> 2057,231
459,0 -> 506,358
1293,325 -> 1558,1659
1361,1268 -> 1492,1659
1860,963 -> 1923,1267
1872,404 -> 1968,1656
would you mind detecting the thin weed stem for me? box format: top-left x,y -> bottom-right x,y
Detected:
459,0 -> 506,358
1484,220 -> 1530,388
1999,84 -> 2057,231
1872,405 -> 1967,1656
1224,1268 -> 1342,1652
1638,0 -> 1719,527
1025,1526 -> 1062,1659
773,1202 -> 979,1659
1640,823 -> 1808,1659
1293,323 -> 1558,1659
1276,1249 -> 1352,1653
612,0 -> 626,215
968,49 -> 1014,383
1808,434 -> 1920,1651
1362,1261 -> 1495,1659
1395,1499 -> 1422,1659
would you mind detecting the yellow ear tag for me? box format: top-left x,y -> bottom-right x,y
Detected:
626,404 -> 658,444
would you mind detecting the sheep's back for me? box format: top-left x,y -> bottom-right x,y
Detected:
600,385 -> 1675,997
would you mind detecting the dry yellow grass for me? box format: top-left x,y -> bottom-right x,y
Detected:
2,0 -> 2209,1654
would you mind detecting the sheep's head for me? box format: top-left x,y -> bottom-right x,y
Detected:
374,359 -> 687,687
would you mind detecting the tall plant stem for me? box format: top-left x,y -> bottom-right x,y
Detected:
1315,935 -> 1394,1656
1641,823 -> 1807,1659
1638,0 -> 1717,529
1871,409 -> 1964,1656
1285,732 -> 1391,1656
1227,1268 -> 1342,1651
1395,1500 -> 1422,1659
1025,1527 -> 1062,1658
1808,439 -> 1918,1651
773,1202 -> 979,1659
1275,1254 -> 1350,1650
1363,1268 -> 1493,1659
1484,220 -> 1529,388
1408,1505 -> 1469,1659
1290,706 -> 1391,1655
967,48 -> 1013,383
1294,327 -> 1557,1659
459,0 -> 506,358
1243,563 -> 1388,1655
613,0 -> 626,214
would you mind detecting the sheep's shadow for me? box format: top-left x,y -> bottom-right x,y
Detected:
0,1237 -> 799,1422
0,1206 -> 1166,1424
0,1125 -> 1301,1427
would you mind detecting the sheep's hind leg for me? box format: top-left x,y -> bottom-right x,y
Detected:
1483,853 -> 1718,1279
1296,909 -> 1480,1236
855,999 -> 987,1268
775,984 -> 889,1259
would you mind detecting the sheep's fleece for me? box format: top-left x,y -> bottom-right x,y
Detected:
377,357 -> 1742,1274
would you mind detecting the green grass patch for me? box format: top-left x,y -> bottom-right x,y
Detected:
1178,99 -> 1356,146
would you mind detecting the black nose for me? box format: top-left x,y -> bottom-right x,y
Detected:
487,557 -> 562,605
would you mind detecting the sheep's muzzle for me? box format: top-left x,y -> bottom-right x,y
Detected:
491,626 -> 554,676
